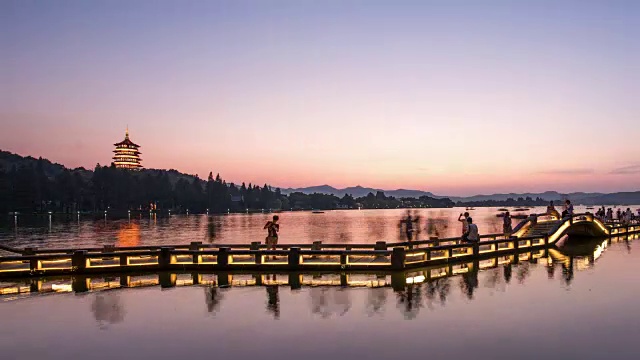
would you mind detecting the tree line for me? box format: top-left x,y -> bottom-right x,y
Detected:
0,155 -> 455,214
456,196 -> 550,208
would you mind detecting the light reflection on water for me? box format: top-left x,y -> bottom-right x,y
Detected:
0,234 -> 639,359
0,206 -> 615,249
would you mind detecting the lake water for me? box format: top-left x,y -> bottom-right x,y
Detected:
0,206 -> 621,249
0,232 -> 639,360
1,207 -> 639,360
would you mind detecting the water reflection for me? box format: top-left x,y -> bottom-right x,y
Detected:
309,287 -> 352,318
265,286 -> 280,319
365,287 -> 387,316
207,216 -> 218,243
204,286 -> 223,314
2,206 -> 628,249
1,234 -> 637,325
116,223 -> 141,247
395,284 -> 424,319
459,264 -> 479,300
91,293 -> 126,329
426,278 -> 451,307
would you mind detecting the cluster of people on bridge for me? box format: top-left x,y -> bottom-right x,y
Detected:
264,203 -> 638,246
596,207 -> 638,224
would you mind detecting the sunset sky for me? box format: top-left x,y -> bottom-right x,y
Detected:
2,0 -> 639,196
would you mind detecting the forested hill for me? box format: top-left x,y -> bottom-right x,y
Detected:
0,150 -> 454,214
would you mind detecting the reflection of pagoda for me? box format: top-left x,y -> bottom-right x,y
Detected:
112,128 -> 142,169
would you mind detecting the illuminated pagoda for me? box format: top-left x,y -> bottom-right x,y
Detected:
112,127 -> 142,169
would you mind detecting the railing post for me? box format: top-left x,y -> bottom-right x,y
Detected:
250,241 -> 262,264
119,254 -> 129,266
30,279 -> 42,293
72,250 -> 88,272
473,243 -> 479,257
288,247 -> 301,268
217,273 -> 230,287
340,273 -> 348,287
72,276 -> 89,293
391,247 -> 406,270
340,253 -> 348,268
391,271 -> 406,291
312,241 -> 322,251
158,247 -> 173,269
217,247 -> 230,266
374,241 -> 387,250
29,258 -> 40,272
289,273 -> 302,290
159,272 -> 177,288
189,241 -> 202,251
192,272 -> 202,285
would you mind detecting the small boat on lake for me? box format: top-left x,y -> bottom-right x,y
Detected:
497,208 -> 508,211
311,210 -> 325,214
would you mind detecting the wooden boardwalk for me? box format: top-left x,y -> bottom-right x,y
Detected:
0,213 -> 638,279
1,233 -> 635,297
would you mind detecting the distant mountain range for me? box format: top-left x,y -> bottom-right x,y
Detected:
281,185 -> 440,199
280,185 -> 640,205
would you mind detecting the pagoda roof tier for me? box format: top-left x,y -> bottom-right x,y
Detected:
113,138 -> 140,147
113,149 -> 141,155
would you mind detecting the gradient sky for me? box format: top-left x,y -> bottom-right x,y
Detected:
1,0 -> 639,196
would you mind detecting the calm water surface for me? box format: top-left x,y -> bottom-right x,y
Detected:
1,207 -> 639,360
0,232 -> 639,359
0,206 -> 619,249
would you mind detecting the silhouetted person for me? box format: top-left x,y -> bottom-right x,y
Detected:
401,210 -> 420,241
463,217 -> 479,242
503,211 -> 512,236
264,215 -> 279,251
546,201 -> 560,219
458,212 -> 470,239
561,200 -> 573,218
405,211 -> 414,241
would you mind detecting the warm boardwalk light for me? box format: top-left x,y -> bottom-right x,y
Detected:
112,127 -> 142,169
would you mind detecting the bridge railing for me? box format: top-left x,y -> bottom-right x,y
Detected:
0,233 -> 556,277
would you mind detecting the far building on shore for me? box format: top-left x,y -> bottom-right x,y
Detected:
112,128 -> 142,170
